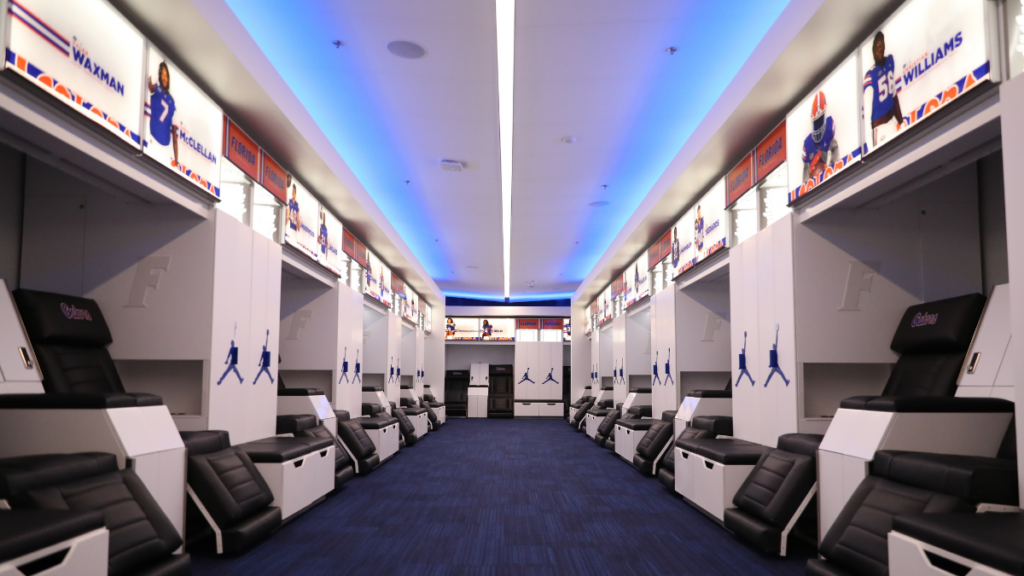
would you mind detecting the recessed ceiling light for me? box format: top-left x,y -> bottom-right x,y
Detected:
562,136 -> 576,144
387,40 -> 426,59
588,201 -> 609,207
467,266 -> 479,269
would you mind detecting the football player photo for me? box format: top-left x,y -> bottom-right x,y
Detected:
147,62 -> 178,168
287,175 -> 299,232
802,90 -> 839,182
864,31 -> 904,147
694,205 -> 705,254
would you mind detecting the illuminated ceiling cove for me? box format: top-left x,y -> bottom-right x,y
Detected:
225,0 -> 790,301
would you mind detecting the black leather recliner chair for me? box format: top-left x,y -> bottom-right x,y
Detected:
179,431 -> 281,555
724,433 -> 823,555
632,420 -> 674,475
840,294 -> 1010,413
594,408 -> 620,447
808,448 -> 1019,576
0,452 -> 190,575
570,400 -> 595,430
389,402 -> 419,446
337,420 -> 381,475
0,289 -> 163,408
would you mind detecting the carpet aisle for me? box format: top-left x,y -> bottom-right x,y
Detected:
192,418 -> 810,575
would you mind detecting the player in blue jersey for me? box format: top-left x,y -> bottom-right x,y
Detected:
318,206 -> 328,257
481,320 -> 492,339
694,205 -> 705,253
446,318 -> 455,338
287,175 -> 299,232
802,91 -> 840,182
864,32 -> 903,147
147,62 -> 178,168
671,226 -> 680,268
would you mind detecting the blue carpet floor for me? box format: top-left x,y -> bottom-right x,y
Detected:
192,418 -> 811,575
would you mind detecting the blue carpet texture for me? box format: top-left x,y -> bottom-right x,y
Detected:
193,419 -> 809,575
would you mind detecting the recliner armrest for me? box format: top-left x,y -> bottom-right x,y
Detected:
277,388 -> 322,396
617,419 -> 658,432
275,414 -> 318,435
840,396 -> 1015,413
0,392 -> 162,409
686,389 -> 732,398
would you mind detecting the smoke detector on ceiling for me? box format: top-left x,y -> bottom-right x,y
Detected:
439,159 -> 463,172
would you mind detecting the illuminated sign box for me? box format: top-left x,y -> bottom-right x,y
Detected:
670,209 -> 695,279
787,55 -> 861,202
754,120 -> 786,183
726,152 -> 754,208
859,0 -> 989,156
260,151 -> 288,204
320,209 -> 343,277
144,48 -> 222,198
446,317 -> 480,340
284,177 -> 320,261
625,251 -> 649,307
223,117 -> 260,181
6,0 -> 145,148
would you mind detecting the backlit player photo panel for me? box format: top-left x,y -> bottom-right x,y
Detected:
625,251 -> 649,308
787,55 -> 861,203
144,48 -> 222,198
320,209 -> 343,277
284,177 -> 320,261
692,179 -> 728,266
669,209 -> 695,279
7,0 -> 144,147
424,303 -> 432,333
598,286 -> 613,324
859,0 -> 990,156
480,318 -> 515,341
446,317 -> 481,341
405,290 -> 418,323
364,250 -> 383,302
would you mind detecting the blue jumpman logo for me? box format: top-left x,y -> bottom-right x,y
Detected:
764,324 -> 790,387
736,331 -> 755,387
354,349 -> 362,383
217,323 -> 243,385
664,348 -> 674,385
253,329 -> 274,385
652,351 -> 661,385
541,368 -> 559,385
339,347 -> 349,383
518,368 -> 535,385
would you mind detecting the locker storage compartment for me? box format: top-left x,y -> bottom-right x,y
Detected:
514,401 -> 540,417
353,417 -> 401,462
0,510 -> 109,576
677,438 -> 768,522
488,365 -> 514,419
537,401 -> 563,417
444,370 -> 469,417
239,437 -> 335,520
800,362 -> 891,434
613,419 -> 658,462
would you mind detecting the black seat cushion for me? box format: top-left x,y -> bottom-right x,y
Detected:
678,438 -> 767,464
777,433 -> 823,458
806,558 -> 857,576
392,408 -> 418,446
872,450 -> 1019,505
238,437 -> 333,463
818,476 -> 974,576
180,430 -> 231,456
628,405 -> 653,418
691,415 -> 733,436
588,408 -> 612,418
633,421 -> 673,475
0,509 -> 105,563
403,406 -> 428,416
676,427 -> 716,446
618,419 -> 658,432
657,449 -> 676,489
726,449 -> 817,553
295,424 -> 354,490
356,416 -> 399,430
0,453 -> 118,501
892,512 -> 1024,576
23,469 -> 183,576
338,420 -> 378,460
187,447 -> 275,528
840,395 -> 1014,412
12,290 -> 162,406
334,410 -> 350,422
596,410 -> 620,437
361,403 -> 381,417
570,402 -> 594,427
275,414 -> 318,435
0,392 -> 161,408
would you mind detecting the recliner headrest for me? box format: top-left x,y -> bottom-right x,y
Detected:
180,430 -> 231,456
14,289 -> 112,347
276,414 -> 318,435
692,415 -> 732,436
890,293 -> 986,355
597,400 -> 613,409
777,433 -> 823,458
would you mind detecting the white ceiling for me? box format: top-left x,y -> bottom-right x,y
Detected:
216,0 -> 791,301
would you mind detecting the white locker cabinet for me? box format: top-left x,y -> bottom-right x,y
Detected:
538,401 -> 563,417
613,423 -> 644,462
514,401 -> 540,417
612,315 -> 627,406
252,446 -> 334,520
514,342 -> 539,399
586,412 -> 601,438
674,447 -> 696,500
689,455 -> 757,522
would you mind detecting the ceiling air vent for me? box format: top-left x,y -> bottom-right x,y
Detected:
439,159 -> 462,172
